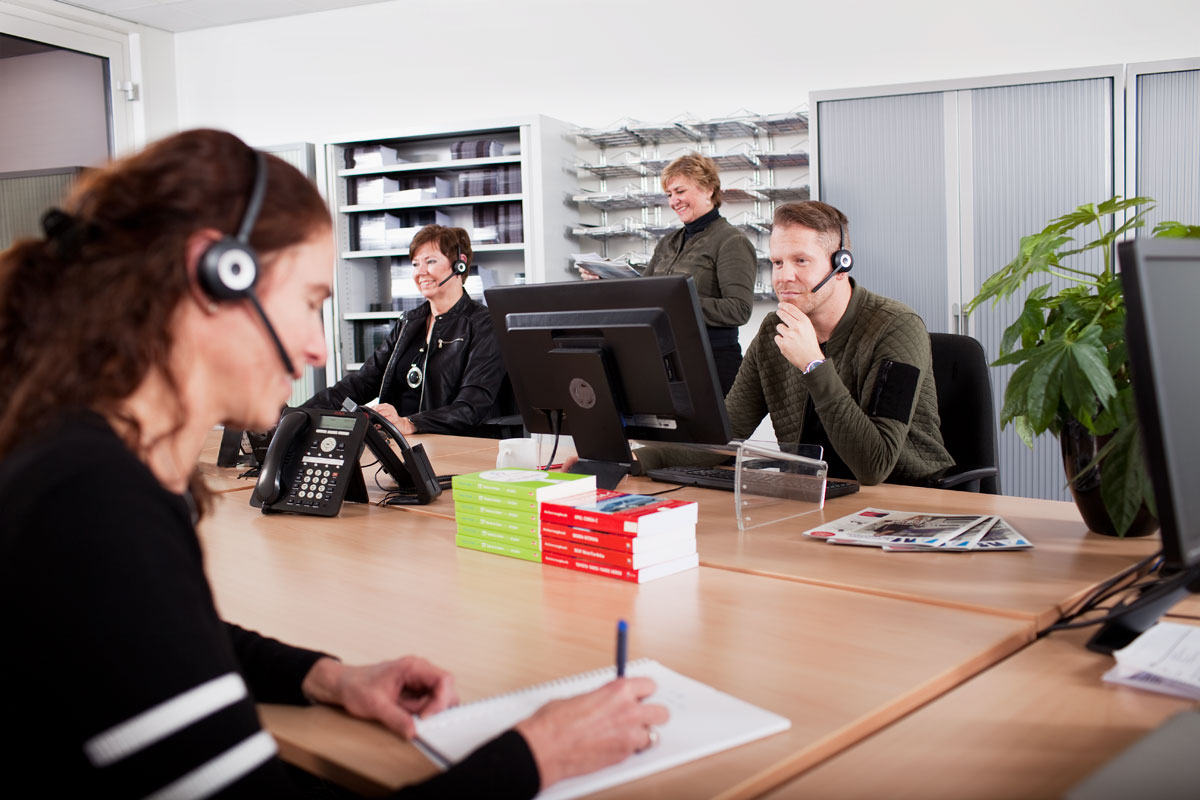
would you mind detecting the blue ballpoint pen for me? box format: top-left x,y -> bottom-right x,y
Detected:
616,619 -> 628,677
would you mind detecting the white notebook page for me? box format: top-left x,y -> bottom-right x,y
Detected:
413,658 -> 791,799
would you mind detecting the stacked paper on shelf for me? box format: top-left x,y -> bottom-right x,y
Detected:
356,176 -> 402,205
539,490 -> 699,583
356,213 -> 401,250
450,139 -> 504,159
350,144 -> 405,168
458,165 -> 522,197
450,469 -> 596,563
473,203 -> 523,244
801,508 -> 1033,551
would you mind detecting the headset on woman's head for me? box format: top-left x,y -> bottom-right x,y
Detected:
195,149 -> 296,376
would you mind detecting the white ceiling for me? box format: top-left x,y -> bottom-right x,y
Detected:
59,0 -> 395,32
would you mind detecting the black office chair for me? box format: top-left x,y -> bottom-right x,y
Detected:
924,333 -> 1001,494
470,375 -> 527,440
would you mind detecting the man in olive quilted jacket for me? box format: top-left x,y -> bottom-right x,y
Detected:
729,201 -> 953,484
639,201 -> 953,485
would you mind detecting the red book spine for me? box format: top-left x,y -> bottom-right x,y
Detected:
541,533 -> 635,569
540,504 -> 627,535
541,551 -> 637,583
540,520 -> 636,552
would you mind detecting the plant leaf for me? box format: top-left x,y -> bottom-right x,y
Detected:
1014,415 -> 1035,449
1100,424 -> 1150,536
1152,220 -> 1200,238
1024,341 -> 1069,432
1067,325 -> 1118,409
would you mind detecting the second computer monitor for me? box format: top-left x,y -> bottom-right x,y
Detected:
485,275 -> 732,489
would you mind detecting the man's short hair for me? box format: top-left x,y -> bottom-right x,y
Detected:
660,152 -> 722,209
409,224 -> 472,282
773,201 -> 851,253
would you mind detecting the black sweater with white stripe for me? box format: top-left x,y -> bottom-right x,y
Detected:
1,411 -> 538,798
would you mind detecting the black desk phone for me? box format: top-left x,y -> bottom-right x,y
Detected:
251,402 -> 441,516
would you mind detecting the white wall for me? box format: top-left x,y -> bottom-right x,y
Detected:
172,0 -> 1200,144
0,48 -> 110,171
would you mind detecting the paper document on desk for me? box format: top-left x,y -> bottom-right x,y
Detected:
1103,622 -> 1200,700
571,252 -> 642,279
805,508 -> 989,548
803,508 -> 1033,551
413,658 -> 789,799
883,516 -> 1033,552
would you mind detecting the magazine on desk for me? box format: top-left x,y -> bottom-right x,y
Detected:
802,508 -> 1033,551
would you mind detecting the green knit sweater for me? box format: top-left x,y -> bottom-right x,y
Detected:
638,282 -> 954,485
641,215 -> 757,328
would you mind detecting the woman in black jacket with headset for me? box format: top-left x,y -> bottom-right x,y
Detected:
304,224 -> 505,436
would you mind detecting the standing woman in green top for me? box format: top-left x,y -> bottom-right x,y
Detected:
580,153 -> 757,394
643,153 -> 757,393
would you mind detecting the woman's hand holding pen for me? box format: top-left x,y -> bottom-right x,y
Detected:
514,677 -> 669,790
301,656 -> 458,739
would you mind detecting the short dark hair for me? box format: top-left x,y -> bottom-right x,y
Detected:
409,224 -> 472,282
773,201 -> 850,252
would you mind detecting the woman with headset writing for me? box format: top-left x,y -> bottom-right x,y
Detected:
303,224 -> 505,436
0,130 -> 665,797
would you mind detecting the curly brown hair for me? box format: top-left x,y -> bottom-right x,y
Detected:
0,130 -> 330,472
660,152 -> 722,209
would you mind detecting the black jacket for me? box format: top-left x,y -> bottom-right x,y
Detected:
306,292 -> 506,435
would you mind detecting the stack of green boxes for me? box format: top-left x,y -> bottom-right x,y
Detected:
450,468 -> 596,562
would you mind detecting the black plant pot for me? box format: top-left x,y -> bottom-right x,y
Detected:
1060,420 -> 1158,538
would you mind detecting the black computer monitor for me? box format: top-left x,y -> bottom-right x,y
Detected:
1087,238 -> 1200,653
484,275 -> 732,489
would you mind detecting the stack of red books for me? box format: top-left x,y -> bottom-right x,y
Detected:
539,490 -> 699,583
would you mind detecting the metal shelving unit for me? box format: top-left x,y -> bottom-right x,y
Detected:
323,116 -> 576,378
572,110 -> 811,297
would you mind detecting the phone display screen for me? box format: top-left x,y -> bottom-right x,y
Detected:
319,414 -> 358,432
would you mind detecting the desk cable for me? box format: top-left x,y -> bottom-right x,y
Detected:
1040,550 -> 1166,636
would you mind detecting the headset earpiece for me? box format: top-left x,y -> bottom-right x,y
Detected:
194,148 -> 296,376
452,254 -> 469,276
831,221 -> 853,275
197,150 -> 267,302
197,238 -> 259,300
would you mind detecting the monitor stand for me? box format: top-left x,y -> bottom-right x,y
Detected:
546,347 -> 635,491
1086,566 -> 1199,654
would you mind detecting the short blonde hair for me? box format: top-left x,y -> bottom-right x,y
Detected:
773,201 -> 850,253
660,152 -> 722,209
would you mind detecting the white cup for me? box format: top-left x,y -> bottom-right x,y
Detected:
497,438 -> 539,469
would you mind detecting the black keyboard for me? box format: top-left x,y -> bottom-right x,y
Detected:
646,465 -> 860,499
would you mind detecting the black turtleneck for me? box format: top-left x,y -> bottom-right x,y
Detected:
682,206 -> 721,243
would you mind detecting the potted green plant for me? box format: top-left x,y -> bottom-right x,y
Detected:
966,196 -> 1200,537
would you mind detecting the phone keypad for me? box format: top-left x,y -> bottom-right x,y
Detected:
284,426 -> 350,509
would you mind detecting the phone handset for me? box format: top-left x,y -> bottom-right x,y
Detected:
340,399 -> 442,504
254,409 -> 309,505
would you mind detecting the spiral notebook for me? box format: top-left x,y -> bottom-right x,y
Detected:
413,658 -> 790,800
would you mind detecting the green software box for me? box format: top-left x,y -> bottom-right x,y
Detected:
455,502 -> 540,537
455,530 -> 541,563
451,469 -> 596,504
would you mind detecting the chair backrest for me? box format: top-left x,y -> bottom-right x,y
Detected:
929,333 -> 1001,494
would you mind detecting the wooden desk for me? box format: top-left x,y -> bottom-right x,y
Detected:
608,478 -> 1160,632
196,491 -> 1032,798
767,622 -> 1200,799
205,431 -> 1161,632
